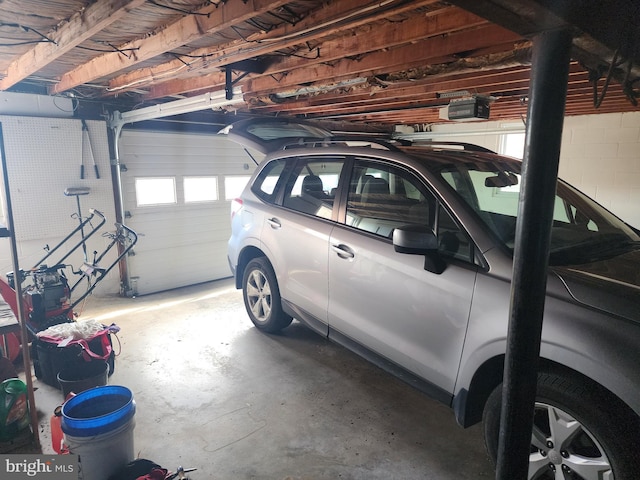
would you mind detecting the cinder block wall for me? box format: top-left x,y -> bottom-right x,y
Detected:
559,112 -> 640,228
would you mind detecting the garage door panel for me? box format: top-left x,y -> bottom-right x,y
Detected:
130,213 -> 230,241
120,129 -> 254,295
133,228 -> 227,251
130,252 -> 230,294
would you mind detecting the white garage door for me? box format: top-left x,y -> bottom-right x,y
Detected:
119,129 -> 256,295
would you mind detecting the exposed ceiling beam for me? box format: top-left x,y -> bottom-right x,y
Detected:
148,9 -> 510,98
147,71 -> 228,100
48,0 -> 291,95
446,0 -> 640,85
245,61 -> 632,123
150,29 -> 521,104
108,0 -> 443,96
0,0 -> 147,90
243,24 -> 522,96
248,65 -> 535,115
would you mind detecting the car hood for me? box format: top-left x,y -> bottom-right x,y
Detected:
552,249 -> 640,323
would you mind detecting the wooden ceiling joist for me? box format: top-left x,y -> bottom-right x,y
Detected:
0,0 -> 636,126
48,0 -> 292,95
245,62 -> 628,123
109,0 -> 443,96
243,24 -> 522,97
0,0 -> 147,91
150,24 -> 516,102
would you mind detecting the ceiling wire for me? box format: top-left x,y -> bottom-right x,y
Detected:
0,22 -> 57,46
256,0 -> 402,44
147,0 -> 212,16
103,0 -> 410,94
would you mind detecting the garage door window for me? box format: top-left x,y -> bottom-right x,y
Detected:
184,176 -> 218,203
135,177 -> 177,206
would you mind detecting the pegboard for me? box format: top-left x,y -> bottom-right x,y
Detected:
0,116 -> 116,242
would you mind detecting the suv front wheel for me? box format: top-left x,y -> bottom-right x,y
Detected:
242,257 -> 293,333
482,371 -> 640,480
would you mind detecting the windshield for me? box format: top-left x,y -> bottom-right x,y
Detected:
413,151 -> 640,266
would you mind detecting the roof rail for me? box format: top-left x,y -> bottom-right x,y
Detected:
407,141 -> 496,153
280,136 -> 403,152
278,137 -> 495,154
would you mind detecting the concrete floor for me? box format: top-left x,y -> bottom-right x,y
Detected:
31,278 -> 495,479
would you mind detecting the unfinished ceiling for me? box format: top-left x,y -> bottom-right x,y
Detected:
0,0 -> 638,128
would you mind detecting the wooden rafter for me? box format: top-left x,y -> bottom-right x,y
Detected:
107,0 -> 443,96
0,0 -> 148,91
248,66 -> 535,115
48,0 -> 292,94
243,24 -> 522,96
144,7 -> 499,100
0,0 -> 635,125
247,63 -> 633,123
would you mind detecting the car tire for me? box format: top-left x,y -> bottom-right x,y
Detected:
482,371 -> 640,480
242,257 -> 293,333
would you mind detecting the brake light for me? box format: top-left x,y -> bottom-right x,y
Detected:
230,198 -> 243,221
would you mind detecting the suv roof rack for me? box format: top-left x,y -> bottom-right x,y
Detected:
280,136 -> 404,152
278,137 -> 495,154
406,141 -> 496,153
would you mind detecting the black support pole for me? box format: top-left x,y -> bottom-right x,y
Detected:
496,28 -> 573,480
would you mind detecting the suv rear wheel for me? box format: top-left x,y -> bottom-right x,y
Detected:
242,257 -> 293,333
483,372 -> 639,480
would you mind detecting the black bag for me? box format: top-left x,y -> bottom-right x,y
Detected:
107,459 -> 165,480
32,328 -> 116,388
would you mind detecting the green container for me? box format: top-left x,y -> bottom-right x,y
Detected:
0,378 -> 30,441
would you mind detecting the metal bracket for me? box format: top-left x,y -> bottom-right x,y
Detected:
225,59 -> 268,100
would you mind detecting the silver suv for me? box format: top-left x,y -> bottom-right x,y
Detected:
224,118 -> 640,479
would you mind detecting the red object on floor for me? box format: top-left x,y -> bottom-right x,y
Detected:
50,412 -> 64,454
51,394 -> 75,454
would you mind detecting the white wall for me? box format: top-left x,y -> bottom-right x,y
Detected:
428,111 -> 640,228
0,114 -> 119,300
559,113 -> 640,228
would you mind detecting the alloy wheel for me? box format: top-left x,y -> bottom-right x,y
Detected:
246,269 -> 272,323
528,402 -> 613,480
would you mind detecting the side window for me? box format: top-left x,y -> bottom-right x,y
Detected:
345,159 -> 475,263
346,160 -> 434,238
251,159 -> 290,204
282,157 -> 345,219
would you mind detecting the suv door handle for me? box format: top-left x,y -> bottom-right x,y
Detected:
267,217 -> 281,229
331,243 -> 355,259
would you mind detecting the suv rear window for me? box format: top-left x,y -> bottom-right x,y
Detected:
252,158 -> 290,203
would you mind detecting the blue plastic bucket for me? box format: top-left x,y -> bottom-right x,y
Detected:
61,386 -> 136,480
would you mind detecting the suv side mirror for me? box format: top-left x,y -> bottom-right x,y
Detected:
393,225 -> 446,274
